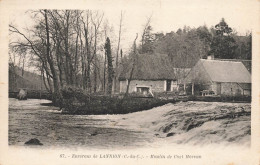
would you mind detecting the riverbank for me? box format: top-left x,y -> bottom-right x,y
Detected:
8,98 -> 153,149
60,86 -> 251,115
85,101 -> 251,147
9,98 -> 250,148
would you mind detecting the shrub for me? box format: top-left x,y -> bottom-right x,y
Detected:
186,95 -> 251,102
61,86 -> 175,115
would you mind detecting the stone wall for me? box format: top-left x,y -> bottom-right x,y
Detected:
210,82 -> 251,96
191,82 -> 251,96
221,83 -> 241,96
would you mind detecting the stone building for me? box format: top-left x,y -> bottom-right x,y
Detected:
184,59 -> 251,96
119,54 -> 185,95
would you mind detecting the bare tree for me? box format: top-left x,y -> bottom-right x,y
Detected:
81,10 -> 91,91
113,11 -> 124,93
102,20 -> 109,93
125,33 -> 138,97
9,9 -> 122,106
44,10 -> 63,106
91,11 -> 104,92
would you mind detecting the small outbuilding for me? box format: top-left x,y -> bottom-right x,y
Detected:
119,53 -> 180,95
184,59 -> 251,96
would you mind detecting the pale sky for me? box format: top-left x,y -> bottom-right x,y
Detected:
9,0 -> 259,61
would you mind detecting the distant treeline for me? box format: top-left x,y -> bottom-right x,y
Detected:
9,65 -> 48,92
138,18 -> 251,68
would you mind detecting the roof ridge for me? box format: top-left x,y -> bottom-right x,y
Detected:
200,59 -> 243,63
201,59 -> 251,83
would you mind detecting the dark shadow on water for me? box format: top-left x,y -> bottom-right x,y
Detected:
40,102 -> 54,106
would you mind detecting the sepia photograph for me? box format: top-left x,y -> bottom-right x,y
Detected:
1,0 -> 259,164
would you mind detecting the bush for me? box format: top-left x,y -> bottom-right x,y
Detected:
186,95 -> 251,102
61,86 -> 175,115
153,91 -> 178,98
9,90 -> 52,100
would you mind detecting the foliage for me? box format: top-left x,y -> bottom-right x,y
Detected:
215,18 -> 233,36
141,25 -> 155,54
209,18 -> 237,59
61,86 -> 176,114
9,90 -> 52,100
233,33 -> 252,60
152,26 -> 212,67
9,12 -> 252,108
105,37 -> 114,95
61,86 -> 251,115
187,95 -> 251,103
140,18 -> 251,68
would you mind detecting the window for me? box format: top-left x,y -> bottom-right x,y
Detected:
136,87 -> 150,95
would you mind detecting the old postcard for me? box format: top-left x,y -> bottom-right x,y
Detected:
0,0 -> 259,164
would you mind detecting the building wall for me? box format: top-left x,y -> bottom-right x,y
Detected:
171,80 -> 178,91
119,80 -> 128,93
119,80 -> 177,93
184,60 -> 212,84
211,83 -> 217,94
190,83 -> 212,95
221,83 -> 241,96
210,82 -> 251,96
243,89 -> 251,96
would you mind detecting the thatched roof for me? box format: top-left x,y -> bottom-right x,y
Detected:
185,59 -> 251,84
119,53 -> 177,80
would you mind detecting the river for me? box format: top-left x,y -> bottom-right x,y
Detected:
8,98 -> 153,149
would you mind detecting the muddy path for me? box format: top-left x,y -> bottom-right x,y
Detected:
9,98 -> 153,149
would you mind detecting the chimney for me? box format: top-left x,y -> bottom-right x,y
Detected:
207,54 -> 214,60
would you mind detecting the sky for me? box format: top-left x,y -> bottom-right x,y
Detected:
9,0 -> 259,71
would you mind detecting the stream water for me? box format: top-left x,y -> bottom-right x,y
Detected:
8,98 -> 152,149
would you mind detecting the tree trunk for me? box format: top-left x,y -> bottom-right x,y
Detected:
114,11 -> 123,93
83,12 -> 92,93
84,27 -> 92,93
93,26 -> 98,93
103,50 -> 107,94
125,34 -> 138,98
44,9 -> 63,107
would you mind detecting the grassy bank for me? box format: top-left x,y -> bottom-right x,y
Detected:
186,95 -> 251,103
62,96 -> 176,115
58,87 -> 251,115
9,86 -> 250,115
61,87 -> 176,115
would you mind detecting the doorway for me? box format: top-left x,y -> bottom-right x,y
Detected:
166,80 -> 171,91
